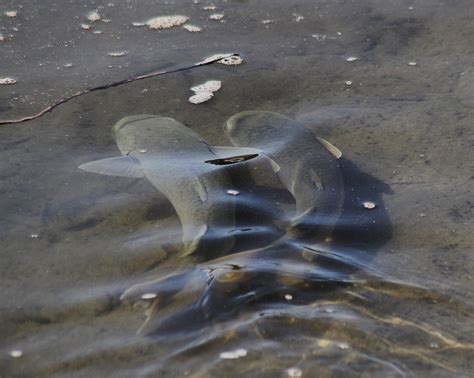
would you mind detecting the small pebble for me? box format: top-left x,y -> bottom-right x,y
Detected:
0,77 -> 17,85
209,13 -> 224,20
4,10 -> 18,18
346,56 -> 358,62
226,190 -> 240,196
219,348 -> 247,359
362,201 -> 376,209
141,293 -> 157,299
286,367 -> 303,378
285,294 -> 293,300
9,350 -> 22,358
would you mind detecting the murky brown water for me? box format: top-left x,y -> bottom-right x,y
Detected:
1,0 -> 473,377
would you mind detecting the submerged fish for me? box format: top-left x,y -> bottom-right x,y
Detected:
224,110 -> 344,242
79,114 -> 256,257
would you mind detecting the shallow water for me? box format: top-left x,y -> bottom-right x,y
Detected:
1,0 -> 474,377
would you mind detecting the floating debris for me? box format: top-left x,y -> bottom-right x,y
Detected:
132,21 -> 146,27
209,13 -> 224,20
219,348 -> 247,359
183,24 -> 202,32
146,15 -> 189,29
108,51 -> 128,57
87,10 -> 101,22
345,80 -> 352,85
408,61 -> 417,66
346,56 -> 358,62
284,294 -> 293,300
218,55 -> 243,66
226,189 -> 240,196
81,23 -> 91,30
9,350 -> 22,358
363,201 -> 376,209
0,77 -> 17,85
286,367 -> 303,378
141,293 -> 157,300
4,10 -> 18,18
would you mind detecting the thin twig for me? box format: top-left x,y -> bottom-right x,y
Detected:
0,53 -> 239,126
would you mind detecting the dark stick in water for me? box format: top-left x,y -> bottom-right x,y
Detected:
0,53 -> 239,126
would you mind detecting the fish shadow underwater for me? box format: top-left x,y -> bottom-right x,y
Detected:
120,157 -> 393,338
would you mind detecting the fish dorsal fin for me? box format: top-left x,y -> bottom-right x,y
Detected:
79,156 -> 145,178
316,137 -> 342,159
209,146 -> 262,159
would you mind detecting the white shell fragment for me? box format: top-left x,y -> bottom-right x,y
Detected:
146,15 -> 189,29
226,190 -> 240,196
363,201 -> 376,209
108,51 -> 129,57
0,77 -> 17,85
4,11 -> 18,18
183,24 -> 202,32
141,293 -> 157,300
87,10 -> 101,22
219,348 -> 247,359
191,80 -> 221,93
286,367 -> 303,378
209,13 -> 224,20
9,350 -> 22,358
346,56 -> 358,62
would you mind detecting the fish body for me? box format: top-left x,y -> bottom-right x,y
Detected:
224,111 -> 344,242
80,114 -> 241,256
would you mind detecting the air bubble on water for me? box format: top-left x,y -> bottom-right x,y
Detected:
219,348 -> 247,359
9,350 -> 22,358
141,293 -> 157,299
183,24 -> 202,32
146,15 -> 189,29
0,77 -> 17,85
363,201 -> 376,209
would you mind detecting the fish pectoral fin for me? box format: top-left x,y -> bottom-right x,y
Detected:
316,137 -> 342,159
209,146 -> 262,159
78,156 -> 145,178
